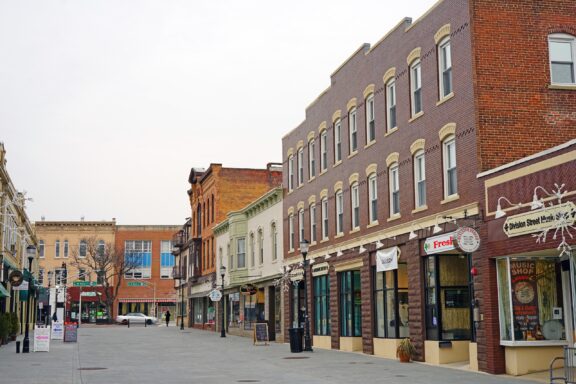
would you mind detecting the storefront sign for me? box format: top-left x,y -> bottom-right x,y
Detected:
80,292 -> 97,297
503,202 -> 576,237
208,289 -> 222,302
34,325 -> 50,352
376,247 -> 400,272
51,322 -> 64,340
64,323 -> 78,342
455,227 -> 481,253
423,232 -> 456,255
289,269 -> 303,282
510,260 -> 539,335
8,270 -> 23,287
240,284 -> 257,295
311,262 -> 329,277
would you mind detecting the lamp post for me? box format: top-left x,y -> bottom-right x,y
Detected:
300,239 -> 313,352
220,265 -> 226,338
178,250 -> 184,330
23,245 -> 36,353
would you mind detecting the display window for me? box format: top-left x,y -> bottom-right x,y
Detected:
340,270 -> 361,337
497,257 -> 567,344
374,264 -> 409,338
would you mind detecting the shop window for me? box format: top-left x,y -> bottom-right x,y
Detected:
228,293 -> 241,328
193,298 -> 204,325
497,258 -> 566,343
425,255 -> 471,341
340,270 -> 362,337
374,264 -> 409,338
314,275 -> 330,335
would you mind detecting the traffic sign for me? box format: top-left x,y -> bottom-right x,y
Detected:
127,282 -> 146,287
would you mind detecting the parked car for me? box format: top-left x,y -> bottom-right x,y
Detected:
115,313 -> 157,325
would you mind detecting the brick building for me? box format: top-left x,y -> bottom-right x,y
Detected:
280,0 -> 575,376
175,164 -> 282,331
115,225 -> 180,319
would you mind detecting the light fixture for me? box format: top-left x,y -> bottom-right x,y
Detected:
324,253 -> 331,260
432,223 -> 442,234
495,196 -> 521,219
358,244 -> 367,253
336,249 -> 343,257
309,258 -> 315,265
300,239 -> 310,254
408,230 -> 418,240
375,240 -> 384,248
531,185 -> 556,210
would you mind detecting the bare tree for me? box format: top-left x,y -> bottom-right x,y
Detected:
72,236 -> 138,323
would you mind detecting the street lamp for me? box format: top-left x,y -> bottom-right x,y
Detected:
23,245 -> 36,353
300,239 -> 313,352
220,265 -> 226,338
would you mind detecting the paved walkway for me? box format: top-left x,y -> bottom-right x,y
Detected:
0,325 -> 544,384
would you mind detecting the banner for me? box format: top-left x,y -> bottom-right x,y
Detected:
510,260 -> 539,338
376,247 -> 400,272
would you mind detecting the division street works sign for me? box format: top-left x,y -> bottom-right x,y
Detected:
503,202 -> 576,237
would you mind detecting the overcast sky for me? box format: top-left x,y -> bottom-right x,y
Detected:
0,0 -> 434,225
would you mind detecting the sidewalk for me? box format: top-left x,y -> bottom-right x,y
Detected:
0,326 -> 543,384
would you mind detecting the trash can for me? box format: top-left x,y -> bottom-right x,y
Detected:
289,328 -> 303,353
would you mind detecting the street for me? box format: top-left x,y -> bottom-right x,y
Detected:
0,325 -> 544,384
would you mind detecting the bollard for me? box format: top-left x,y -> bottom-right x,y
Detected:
127,319 -> 130,328
16,341 -> 20,353
145,319 -> 147,328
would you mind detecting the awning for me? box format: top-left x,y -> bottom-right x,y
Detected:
0,284 -> 9,298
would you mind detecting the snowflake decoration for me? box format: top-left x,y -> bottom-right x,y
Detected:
274,264 -> 303,292
532,184 -> 576,258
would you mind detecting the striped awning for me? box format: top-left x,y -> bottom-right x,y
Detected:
118,298 -> 177,303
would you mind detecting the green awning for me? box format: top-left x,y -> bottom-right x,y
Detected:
0,284 -> 9,298
3,256 -> 19,270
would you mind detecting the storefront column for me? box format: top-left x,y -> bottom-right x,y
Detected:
329,265 -> 339,350
361,252 -> 374,354
406,239 -> 425,361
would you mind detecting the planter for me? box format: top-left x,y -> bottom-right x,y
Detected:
398,351 -> 411,363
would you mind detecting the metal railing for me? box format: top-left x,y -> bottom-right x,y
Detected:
550,347 -> 576,384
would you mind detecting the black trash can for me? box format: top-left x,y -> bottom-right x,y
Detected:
289,328 -> 303,353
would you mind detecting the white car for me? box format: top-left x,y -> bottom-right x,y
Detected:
115,312 -> 157,325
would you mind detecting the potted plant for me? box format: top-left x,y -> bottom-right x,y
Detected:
396,337 -> 416,363
0,314 -> 9,346
9,313 -> 19,341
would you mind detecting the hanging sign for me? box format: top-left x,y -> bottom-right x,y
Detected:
9,270 -> 24,287
455,227 -> 481,253
12,281 -> 29,291
239,284 -> 257,295
376,247 -> 400,272
289,269 -> 303,282
503,202 -> 575,237
208,289 -> 222,302
423,232 -> 456,255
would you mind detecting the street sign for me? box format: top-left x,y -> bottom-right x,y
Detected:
209,289 -> 222,302
127,282 -> 146,287
80,292 -> 97,297
503,202 -> 576,237
73,281 -> 97,287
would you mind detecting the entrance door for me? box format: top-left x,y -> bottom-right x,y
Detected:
564,256 -> 576,346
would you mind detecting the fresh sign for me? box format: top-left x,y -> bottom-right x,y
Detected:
424,232 -> 456,255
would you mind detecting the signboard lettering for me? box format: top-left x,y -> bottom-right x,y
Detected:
253,322 -> 269,346
503,202 -> 575,237
510,260 -> 539,338
455,227 -> 481,253
51,321 -> 64,340
311,262 -> 329,277
34,325 -> 50,352
64,323 -> 78,342
209,289 -> 222,302
423,232 -> 456,255
376,247 -> 400,272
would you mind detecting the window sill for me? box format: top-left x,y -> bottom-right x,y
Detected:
310,241 -> 317,246
287,190 -> 293,195
412,205 -> 428,214
335,233 -> 344,239
320,238 -> 330,243
441,194 -> 460,205
349,228 -> 360,234
384,127 -> 398,137
364,140 -> 376,149
347,151 -> 358,159
408,111 -> 424,123
308,176 -> 316,183
549,84 -> 576,90
500,340 -> 568,347
367,221 -> 379,228
436,92 -> 454,106
387,214 -> 401,222
319,169 -> 328,177
333,160 -> 343,168
297,185 -> 304,190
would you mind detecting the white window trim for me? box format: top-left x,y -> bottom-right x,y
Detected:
389,164 -> 400,216
320,131 -> 328,172
410,60 -> 422,116
334,119 -> 342,163
288,155 -> 294,191
549,33 -> 576,85
349,108 -> 357,154
336,191 -> 344,235
297,149 -> 304,186
321,198 -> 329,240
438,37 -> 452,98
365,95 -> 375,143
443,136 -> 457,198
368,174 -> 378,224
386,80 -> 396,132
414,151 -> 426,208
309,139 -> 316,179
310,204 -> 317,243
289,214 -> 294,251
351,183 -> 360,229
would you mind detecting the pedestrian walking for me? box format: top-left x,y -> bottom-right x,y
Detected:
165,310 -> 171,327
